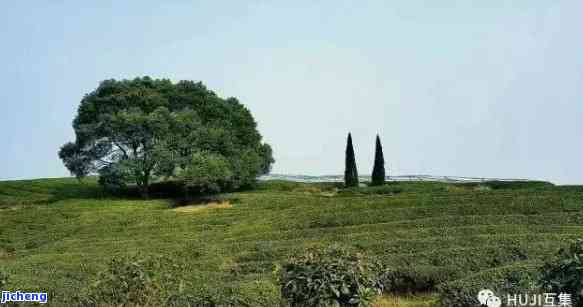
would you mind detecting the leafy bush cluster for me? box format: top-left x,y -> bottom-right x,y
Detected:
0,269 -> 8,288
540,239 -> 583,306
257,180 -> 340,194
74,255 -> 280,307
338,185 -> 402,196
379,266 -> 453,294
437,239 -> 583,307
437,264 -> 540,307
483,180 -> 554,190
279,245 -> 383,307
168,281 -> 279,307
453,180 -> 554,191
74,255 -> 185,307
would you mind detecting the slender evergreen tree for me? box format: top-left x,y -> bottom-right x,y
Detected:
344,133 -> 359,187
371,135 -> 386,186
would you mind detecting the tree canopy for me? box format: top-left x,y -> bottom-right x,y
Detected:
371,135 -> 385,186
59,77 -> 274,197
344,133 -> 359,187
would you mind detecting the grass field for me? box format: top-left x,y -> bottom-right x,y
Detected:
1,177 -> 582,306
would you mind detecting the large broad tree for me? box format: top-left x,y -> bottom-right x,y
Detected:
59,77 -> 274,197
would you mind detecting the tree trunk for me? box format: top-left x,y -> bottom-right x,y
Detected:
141,184 -> 149,199
139,171 -> 150,199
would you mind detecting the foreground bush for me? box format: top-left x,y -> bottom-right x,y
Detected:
540,239 -> 583,306
279,245 -> 383,307
379,265 -> 454,294
0,269 -> 8,288
74,255 -> 185,307
437,263 -> 540,307
73,255 -> 279,307
168,280 -> 279,307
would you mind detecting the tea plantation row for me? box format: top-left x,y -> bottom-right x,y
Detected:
0,178 -> 581,305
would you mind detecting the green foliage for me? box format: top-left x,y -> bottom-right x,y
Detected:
59,77 -> 273,197
166,288 -> 242,307
0,269 -> 8,288
179,151 -> 233,194
344,133 -> 359,187
338,185 -> 402,196
166,292 -> 217,307
453,180 -> 555,191
540,239 -> 583,306
279,245 -> 382,307
379,266 -> 452,294
371,135 -> 386,186
58,142 -> 94,180
256,180 -> 340,193
437,263 -> 540,307
97,163 -> 130,191
74,255 -> 186,307
167,281 -> 279,307
1,178 -> 582,305
234,280 -> 281,307
483,180 -> 554,190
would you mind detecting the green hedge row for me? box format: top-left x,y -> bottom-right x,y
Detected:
437,262 -> 541,307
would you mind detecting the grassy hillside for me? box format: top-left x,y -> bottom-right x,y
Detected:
1,178 -> 582,305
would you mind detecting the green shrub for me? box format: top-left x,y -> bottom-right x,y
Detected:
235,280 -> 281,307
257,180 -> 340,194
257,180 -> 305,192
338,185 -> 402,196
74,255 -> 185,307
424,245 -> 529,270
379,266 -> 454,294
0,269 -> 8,288
97,164 -> 130,192
483,180 -> 553,190
180,151 -> 233,194
437,263 -> 540,307
279,245 -> 383,307
167,282 -> 279,307
166,289 -> 220,307
540,239 -> 583,306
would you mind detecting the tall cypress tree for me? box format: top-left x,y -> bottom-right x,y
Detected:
344,133 -> 359,187
371,135 -> 386,186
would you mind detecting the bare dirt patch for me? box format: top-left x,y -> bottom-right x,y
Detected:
0,248 -> 15,260
173,201 -> 232,213
0,205 -> 22,211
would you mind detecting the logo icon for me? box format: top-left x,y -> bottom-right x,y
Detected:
486,295 -> 502,307
478,289 -> 501,307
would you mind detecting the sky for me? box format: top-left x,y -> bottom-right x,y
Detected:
1,1 -> 582,184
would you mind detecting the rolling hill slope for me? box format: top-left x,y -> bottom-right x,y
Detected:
0,177 -> 582,306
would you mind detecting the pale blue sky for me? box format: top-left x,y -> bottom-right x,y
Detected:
1,1 -> 582,184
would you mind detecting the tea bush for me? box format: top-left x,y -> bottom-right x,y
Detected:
0,269 -> 8,288
167,281 -> 279,307
379,265 -> 455,294
482,180 -> 553,190
337,185 -> 402,196
2,177 -> 582,306
540,239 -> 583,306
279,245 -> 383,307
437,263 -> 540,307
74,255 -> 185,307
